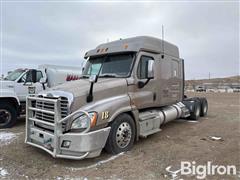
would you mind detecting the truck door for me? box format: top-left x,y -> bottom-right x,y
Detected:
15,70 -> 44,101
128,52 -> 158,109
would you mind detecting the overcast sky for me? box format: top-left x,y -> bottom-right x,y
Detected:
1,1 -> 239,79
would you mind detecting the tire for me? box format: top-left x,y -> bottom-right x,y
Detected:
189,99 -> 201,120
200,98 -> 208,117
105,113 -> 135,154
0,102 -> 17,128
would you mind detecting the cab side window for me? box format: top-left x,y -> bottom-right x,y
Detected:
137,56 -> 154,79
19,71 -> 43,83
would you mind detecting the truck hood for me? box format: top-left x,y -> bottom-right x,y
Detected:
0,81 -> 15,90
47,78 -> 128,112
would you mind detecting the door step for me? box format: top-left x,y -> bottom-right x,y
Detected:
139,110 -> 163,138
140,128 -> 161,138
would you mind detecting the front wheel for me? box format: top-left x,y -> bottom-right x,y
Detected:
105,113 -> 135,154
0,102 -> 17,128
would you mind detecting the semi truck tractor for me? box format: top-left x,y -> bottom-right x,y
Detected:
0,64 -> 82,128
25,36 -> 208,160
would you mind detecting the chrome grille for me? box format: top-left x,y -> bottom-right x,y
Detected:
34,96 -> 69,132
60,97 -> 68,118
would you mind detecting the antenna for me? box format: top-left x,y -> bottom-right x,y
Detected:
161,25 -> 164,59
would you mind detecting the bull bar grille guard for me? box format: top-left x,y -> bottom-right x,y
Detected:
25,96 -> 92,160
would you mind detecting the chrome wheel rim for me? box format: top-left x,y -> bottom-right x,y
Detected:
0,109 -> 12,126
116,122 -> 132,149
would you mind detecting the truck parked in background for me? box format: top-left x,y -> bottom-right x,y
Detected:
0,64 -> 82,128
195,85 -> 206,92
25,36 -> 208,160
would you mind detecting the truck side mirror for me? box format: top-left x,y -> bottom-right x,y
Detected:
89,75 -> 97,83
39,77 -> 47,90
137,60 -> 155,89
86,75 -> 97,103
147,60 -> 154,79
39,77 -> 46,84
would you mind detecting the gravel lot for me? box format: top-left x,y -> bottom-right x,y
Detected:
0,92 -> 239,179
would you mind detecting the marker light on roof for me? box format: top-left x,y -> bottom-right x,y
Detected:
124,44 -> 128,49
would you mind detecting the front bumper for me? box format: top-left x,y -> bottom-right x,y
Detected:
26,126 -> 110,160
25,96 -> 111,160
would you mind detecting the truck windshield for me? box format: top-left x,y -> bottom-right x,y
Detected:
82,53 -> 135,78
4,69 -> 25,81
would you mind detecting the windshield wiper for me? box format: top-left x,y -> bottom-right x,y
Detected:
99,74 -> 119,78
81,75 -> 90,78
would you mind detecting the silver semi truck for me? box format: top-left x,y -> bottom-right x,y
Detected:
25,36 -> 208,159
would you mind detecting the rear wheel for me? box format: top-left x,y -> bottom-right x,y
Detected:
189,99 -> 201,120
0,102 -> 17,128
200,98 -> 208,117
105,113 -> 135,154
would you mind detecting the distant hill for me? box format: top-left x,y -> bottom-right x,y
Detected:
185,76 -> 240,89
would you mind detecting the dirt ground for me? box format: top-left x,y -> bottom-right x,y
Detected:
0,92 -> 239,179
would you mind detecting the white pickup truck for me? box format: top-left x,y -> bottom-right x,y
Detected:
0,64 -> 82,128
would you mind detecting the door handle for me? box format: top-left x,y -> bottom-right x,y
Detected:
153,92 -> 157,101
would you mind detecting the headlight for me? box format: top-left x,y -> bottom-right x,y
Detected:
71,112 -> 97,130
